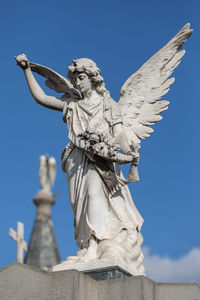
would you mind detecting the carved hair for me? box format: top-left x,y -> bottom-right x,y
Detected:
67,58 -> 108,96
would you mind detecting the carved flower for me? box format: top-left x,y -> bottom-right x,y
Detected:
84,141 -> 91,150
90,133 -> 99,143
93,144 -> 102,153
99,142 -> 106,149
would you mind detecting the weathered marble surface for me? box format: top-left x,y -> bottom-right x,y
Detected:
15,24 -> 192,275
0,263 -> 200,300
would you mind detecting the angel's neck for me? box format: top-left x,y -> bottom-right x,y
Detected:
83,89 -> 98,100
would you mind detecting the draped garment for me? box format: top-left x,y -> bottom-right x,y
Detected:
61,93 -> 145,275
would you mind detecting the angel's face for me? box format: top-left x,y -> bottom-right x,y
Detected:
74,72 -> 92,95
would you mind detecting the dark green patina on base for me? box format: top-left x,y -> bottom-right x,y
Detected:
82,265 -> 133,281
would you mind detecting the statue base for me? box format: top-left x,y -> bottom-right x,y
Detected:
82,265 -> 132,281
1,263 -> 199,300
52,258 -> 135,275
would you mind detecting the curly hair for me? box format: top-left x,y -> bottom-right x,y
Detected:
67,58 -> 109,96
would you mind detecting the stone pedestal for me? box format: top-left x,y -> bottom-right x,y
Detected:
0,263 -> 199,300
83,265 -> 132,281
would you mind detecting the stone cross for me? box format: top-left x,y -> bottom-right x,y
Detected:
9,222 -> 28,263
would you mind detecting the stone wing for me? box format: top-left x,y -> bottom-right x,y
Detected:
118,24 -> 192,146
29,62 -> 81,98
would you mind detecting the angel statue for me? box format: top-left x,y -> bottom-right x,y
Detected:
15,24 -> 192,275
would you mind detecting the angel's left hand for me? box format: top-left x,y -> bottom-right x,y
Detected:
128,152 -> 140,165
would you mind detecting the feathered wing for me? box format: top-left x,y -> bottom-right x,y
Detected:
29,62 -> 81,99
39,155 -> 48,190
118,23 -> 193,146
39,155 -> 56,192
48,157 -> 57,188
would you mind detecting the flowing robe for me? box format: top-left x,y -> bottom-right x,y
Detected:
61,93 -> 145,275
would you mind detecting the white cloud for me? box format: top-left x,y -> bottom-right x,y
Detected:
143,247 -> 200,285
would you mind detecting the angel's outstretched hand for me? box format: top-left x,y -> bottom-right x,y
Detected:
15,54 -> 30,70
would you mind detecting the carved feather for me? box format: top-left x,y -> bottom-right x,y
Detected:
48,157 -> 56,188
39,155 -> 49,190
29,62 -> 81,99
118,23 -> 193,145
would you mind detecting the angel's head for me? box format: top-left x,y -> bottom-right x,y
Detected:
67,58 -> 107,96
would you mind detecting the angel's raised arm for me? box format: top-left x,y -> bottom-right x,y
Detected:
15,54 -> 65,111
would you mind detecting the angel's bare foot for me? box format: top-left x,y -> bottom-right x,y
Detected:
66,236 -> 97,263
66,248 -> 87,261
79,236 -> 97,261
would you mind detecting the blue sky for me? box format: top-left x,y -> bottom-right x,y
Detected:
0,0 -> 200,283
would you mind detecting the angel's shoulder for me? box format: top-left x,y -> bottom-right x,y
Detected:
103,95 -> 116,109
103,96 -> 122,125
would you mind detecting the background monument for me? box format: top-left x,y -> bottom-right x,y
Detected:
8,155 -> 61,271
24,155 -> 61,270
